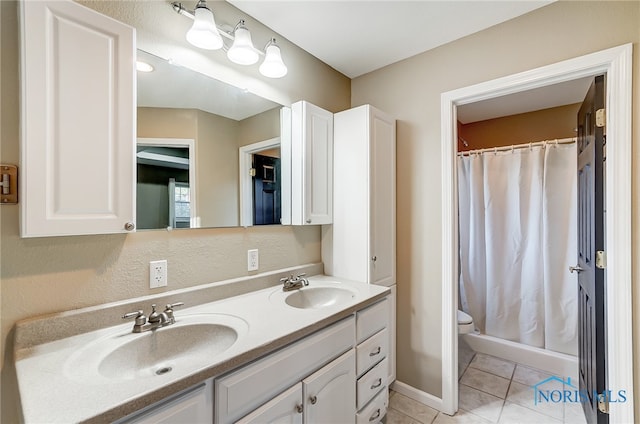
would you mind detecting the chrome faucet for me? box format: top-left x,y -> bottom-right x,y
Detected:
280,273 -> 309,292
122,302 -> 184,333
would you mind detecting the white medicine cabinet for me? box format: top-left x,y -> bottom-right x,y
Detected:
288,101 -> 334,226
19,0 -> 136,237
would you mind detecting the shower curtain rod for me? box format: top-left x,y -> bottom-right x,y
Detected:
457,137 -> 576,156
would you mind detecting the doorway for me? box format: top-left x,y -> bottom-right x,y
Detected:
440,44 -> 633,421
239,137 -> 281,227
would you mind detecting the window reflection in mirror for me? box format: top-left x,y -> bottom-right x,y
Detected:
136,49 -> 284,230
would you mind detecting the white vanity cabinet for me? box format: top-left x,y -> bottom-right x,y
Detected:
238,350 -> 355,424
289,101 -> 334,225
19,0 -> 136,237
116,380 -> 213,424
216,317 -> 355,424
355,299 -> 390,423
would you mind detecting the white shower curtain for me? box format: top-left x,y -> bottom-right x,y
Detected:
458,143 -> 578,356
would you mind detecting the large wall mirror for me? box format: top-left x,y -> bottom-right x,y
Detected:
136,49 -> 285,230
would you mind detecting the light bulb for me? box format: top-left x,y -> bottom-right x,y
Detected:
186,2 -> 223,50
259,39 -> 287,78
227,20 -> 259,65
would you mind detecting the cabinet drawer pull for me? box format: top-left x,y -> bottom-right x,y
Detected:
309,395 -> 317,405
369,408 -> 381,421
369,346 -> 382,357
370,378 -> 382,389
296,404 -> 303,413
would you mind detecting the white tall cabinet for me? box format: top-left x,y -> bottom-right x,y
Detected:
323,104 -> 396,382
19,0 -> 136,237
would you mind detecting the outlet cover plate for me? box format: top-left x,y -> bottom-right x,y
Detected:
247,249 -> 259,271
149,260 -> 168,288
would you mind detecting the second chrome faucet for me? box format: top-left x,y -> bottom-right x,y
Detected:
280,273 -> 309,292
122,302 -> 184,333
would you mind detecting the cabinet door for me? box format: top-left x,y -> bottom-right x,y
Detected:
369,109 -> 396,286
20,0 -> 136,237
303,349 -> 355,423
291,101 -> 333,225
236,384 -> 303,424
117,381 -> 212,424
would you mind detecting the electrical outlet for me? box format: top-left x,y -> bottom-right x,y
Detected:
149,260 -> 168,288
247,249 -> 259,271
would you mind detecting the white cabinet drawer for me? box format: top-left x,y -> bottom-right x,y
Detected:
356,386 -> 388,424
117,381 -> 212,424
216,316 -> 355,424
236,383 -> 303,424
356,358 -> 388,410
356,299 -> 388,343
356,328 -> 388,377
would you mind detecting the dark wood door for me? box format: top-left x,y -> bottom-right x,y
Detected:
253,154 -> 281,225
577,75 -> 607,424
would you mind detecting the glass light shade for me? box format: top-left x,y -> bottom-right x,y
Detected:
259,43 -> 287,78
186,6 -> 223,50
227,23 -> 259,65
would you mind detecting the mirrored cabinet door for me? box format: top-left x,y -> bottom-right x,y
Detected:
19,0 -> 136,237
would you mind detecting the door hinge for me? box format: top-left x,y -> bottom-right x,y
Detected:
0,164 -> 18,204
249,168 -> 256,177
596,251 -> 606,269
598,393 -> 610,414
596,108 -> 606,128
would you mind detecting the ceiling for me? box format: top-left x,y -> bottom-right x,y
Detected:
227,0 -> 554,78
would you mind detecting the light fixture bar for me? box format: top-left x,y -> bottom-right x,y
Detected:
171,2 -> 241,42
171,1 -> 287,78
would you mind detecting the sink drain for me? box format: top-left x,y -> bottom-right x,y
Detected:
155,366 -> 173,376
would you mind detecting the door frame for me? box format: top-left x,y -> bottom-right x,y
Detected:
137,137 -> 197,228
440,44 -> 633,420
239,137 -> 281,227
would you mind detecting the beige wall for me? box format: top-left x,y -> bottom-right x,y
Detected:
238,107 -> 282,147
0,1 -> 350,422
459,103 -> 581,151
352,0 -> 639,404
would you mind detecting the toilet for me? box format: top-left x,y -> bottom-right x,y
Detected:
457,310 -> 474,334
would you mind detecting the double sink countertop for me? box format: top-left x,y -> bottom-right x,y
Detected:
13,265 -> 389,423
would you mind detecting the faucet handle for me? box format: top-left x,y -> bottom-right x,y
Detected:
296,273 -> 309,286
164,302 -> 184,324
280,275 -> 293,283
122,310 -> 146,325
165,302 -> 184,310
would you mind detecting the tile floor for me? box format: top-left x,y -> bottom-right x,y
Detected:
385,349 -> 588,424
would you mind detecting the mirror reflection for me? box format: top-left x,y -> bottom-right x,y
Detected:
136,50 -> 284,230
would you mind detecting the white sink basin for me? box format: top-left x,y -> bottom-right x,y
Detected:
64,313 -> 248,381
271,284 -> 357,309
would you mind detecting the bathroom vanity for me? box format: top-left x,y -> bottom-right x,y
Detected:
13,271 -> 391,423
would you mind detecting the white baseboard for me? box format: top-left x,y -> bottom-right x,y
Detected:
390,380 -> 443,412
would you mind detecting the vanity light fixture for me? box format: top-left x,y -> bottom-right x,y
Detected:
259,38 -> 287,78
226,20 -> 259,65
171,1 -> 288,78
185,0 -> 223,50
